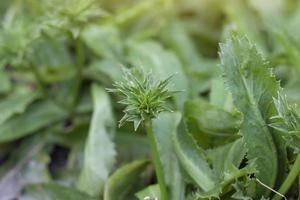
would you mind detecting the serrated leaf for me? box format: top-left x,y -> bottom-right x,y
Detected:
219,35 -> 287,196
77,84 -> 116,196
104,160 -> 149,200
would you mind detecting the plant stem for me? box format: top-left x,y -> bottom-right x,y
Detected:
29,62 -> 46,94
145,119 -> 168,200
69,38 -> 84,117
272,154 -> 300,200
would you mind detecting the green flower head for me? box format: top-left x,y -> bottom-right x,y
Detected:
108,68 -> 176,131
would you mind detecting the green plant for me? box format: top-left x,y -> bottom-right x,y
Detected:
0,0 -> 300,200
108,68 -> 177,200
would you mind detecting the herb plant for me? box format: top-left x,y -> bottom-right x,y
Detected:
0,0 -> 299,200
108,69 -> 176,200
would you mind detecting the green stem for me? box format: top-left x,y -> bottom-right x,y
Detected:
29,63 -> 46,94
69,38 -> 84,117
145,119 -> 168,200
272,154 -> 300,200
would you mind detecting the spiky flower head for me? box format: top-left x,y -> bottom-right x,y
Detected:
108,68 -> 176,131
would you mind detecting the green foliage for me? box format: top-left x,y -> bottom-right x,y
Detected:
220,36 -> 287,197
0,0 -> 299,199
104,160 -> 149,200
271,93 -> 300,153
24,183 -> 96,200
77,85 -> 116,196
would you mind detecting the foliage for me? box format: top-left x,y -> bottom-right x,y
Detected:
0,0 -> 299,200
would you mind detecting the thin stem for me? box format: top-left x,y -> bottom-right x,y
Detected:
256,179 -> 286,200
272,154 -> 300,200
145,119 -> 168,200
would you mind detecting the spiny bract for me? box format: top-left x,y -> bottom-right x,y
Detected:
107,68 -> 176,131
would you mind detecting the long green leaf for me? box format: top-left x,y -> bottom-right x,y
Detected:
0,100 -> 67,142
24,183 -> 96,200
152,112 -> 185,200
219,36 -> 285,196
77,84 -> 116,196
173,122 -> 216,192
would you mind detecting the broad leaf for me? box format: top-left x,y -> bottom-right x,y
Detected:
77,84 -> 116,196
219,36 -> 287,196
184,99 -> 241,149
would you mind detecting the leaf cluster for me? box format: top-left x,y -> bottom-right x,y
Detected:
0,0 -> 299,200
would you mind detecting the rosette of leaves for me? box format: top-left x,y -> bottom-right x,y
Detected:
108,68 -> 176,131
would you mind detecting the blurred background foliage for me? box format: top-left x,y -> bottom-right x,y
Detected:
0,0 -> 299,199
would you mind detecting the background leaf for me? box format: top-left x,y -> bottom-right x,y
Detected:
127,40 -> 188,109
77,84 -> 116,196
23,183 -> 96,200
0,100 -> 67,142
104,160 -> 149,200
